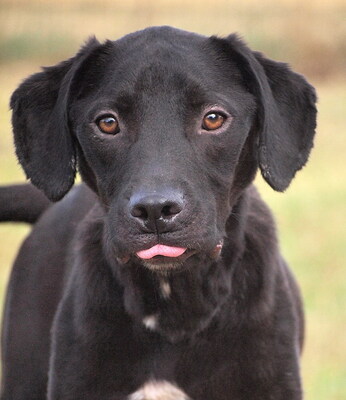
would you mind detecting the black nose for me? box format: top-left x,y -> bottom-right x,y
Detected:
129,192 -> 184,232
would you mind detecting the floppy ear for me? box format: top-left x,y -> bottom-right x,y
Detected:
217,35 -> 317,191
10,37 -> 101,201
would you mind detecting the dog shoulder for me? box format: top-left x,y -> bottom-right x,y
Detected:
246,185 -> 278,245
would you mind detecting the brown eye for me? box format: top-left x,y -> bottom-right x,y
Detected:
202,112 -> 225,131
96,116 -> 119,135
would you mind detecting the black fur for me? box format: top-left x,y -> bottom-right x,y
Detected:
0,184 -> 50,223
1,26 -> 317,399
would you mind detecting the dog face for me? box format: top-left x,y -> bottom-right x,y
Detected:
10,27 -> 317,271
69,29 -> 257,266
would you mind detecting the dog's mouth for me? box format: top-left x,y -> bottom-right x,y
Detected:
136,245 -> 197,271
132,242 -> 223,272
136,244 -> 188,260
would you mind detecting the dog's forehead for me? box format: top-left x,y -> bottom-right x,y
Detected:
114,25 -> 206,58
102,27 -> 243,96
116,26 -> 206,48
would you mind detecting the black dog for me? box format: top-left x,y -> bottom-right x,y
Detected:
1,26 -> 317,399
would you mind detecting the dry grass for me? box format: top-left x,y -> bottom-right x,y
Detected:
0,0 -> 345,79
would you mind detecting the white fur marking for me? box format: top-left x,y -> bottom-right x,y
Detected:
143,315 -> 158,331
160,280 -> 171,299
128,380 -> 191,400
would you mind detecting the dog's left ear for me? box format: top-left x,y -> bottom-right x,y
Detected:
215,35 -> 317,191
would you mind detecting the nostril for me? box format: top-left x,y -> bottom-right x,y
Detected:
162,202 -> 183,218
162,205 -> 172,218
131,205 -> 148,220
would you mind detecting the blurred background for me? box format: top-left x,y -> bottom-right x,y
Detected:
0,0 -> 345,398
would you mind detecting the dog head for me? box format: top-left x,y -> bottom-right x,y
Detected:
10,27 -> 317,271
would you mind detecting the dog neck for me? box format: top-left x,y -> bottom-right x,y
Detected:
104,193 -> 249,343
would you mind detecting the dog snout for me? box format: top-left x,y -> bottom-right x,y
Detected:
129,191 -> 184,233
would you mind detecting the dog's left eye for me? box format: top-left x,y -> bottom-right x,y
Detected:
202,112 -> 226,131
96,115 -> 119,135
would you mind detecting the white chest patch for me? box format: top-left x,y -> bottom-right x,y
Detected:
142,315 -> 158,331
128,380 -> 191,400
160,280 -> 171,299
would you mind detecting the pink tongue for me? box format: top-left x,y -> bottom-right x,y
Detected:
136,244 -> 187,260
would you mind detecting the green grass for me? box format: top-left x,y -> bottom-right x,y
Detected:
0,1 -> 346,398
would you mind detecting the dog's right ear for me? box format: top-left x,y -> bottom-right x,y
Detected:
10,38 -> 101,201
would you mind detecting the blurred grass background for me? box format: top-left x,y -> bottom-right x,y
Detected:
0,0 -> 345,398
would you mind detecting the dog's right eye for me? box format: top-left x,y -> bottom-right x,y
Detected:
96,115 -> 119,135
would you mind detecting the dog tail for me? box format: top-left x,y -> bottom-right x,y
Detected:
0,183 -> 51,224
